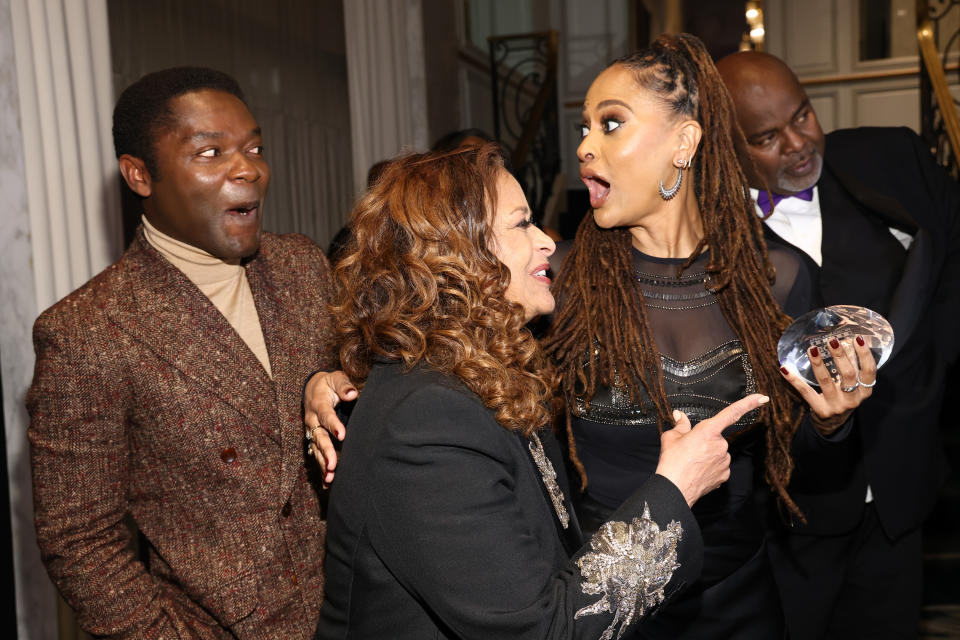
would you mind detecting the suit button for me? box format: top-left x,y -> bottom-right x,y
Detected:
281,501 -> 292,518
220,448 -> 238,464
290,573 -> 298,586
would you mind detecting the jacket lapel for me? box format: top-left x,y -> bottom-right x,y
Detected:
820,166 -> 934,359
517,430 -> 584,554
109,234 -> 281,443
245,252 -> 308,499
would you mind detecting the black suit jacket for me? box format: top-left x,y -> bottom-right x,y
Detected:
764,127 -> 960,538
316,362 -> 704,639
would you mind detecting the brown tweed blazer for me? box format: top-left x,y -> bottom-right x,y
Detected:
28,228 -> 336,639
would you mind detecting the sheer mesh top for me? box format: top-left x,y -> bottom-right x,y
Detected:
570,242 -> 808,519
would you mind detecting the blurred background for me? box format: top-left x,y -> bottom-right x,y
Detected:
2,0 -> 958,637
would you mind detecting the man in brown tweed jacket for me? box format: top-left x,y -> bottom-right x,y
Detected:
27,67 -> 335,638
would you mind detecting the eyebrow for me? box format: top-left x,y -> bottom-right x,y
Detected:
502,205 -> 531,222
181,127 -> 262,144
582,99 -> 634,115
747,100 -> 811,142
791,99 -> 811,121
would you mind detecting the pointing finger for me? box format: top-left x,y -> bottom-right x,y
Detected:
696,394 -> 770,435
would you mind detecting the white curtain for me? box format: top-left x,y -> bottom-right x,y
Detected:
5,0 -> 119,636
107,0 -> 355,252
343,0 -> 428,192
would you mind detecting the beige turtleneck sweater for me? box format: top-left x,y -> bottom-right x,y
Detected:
142,216 -> 272,378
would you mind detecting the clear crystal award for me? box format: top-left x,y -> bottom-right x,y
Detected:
777,305 -> 894,387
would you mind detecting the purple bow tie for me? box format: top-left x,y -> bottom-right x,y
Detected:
755,187 -> 813,215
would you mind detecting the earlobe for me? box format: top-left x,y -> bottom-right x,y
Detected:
118,154 -> 152,198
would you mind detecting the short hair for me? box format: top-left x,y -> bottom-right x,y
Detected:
430,128 -> 495,152
112,67 -> 245,177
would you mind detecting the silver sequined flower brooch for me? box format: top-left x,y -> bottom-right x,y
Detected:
574,503 -> 682,640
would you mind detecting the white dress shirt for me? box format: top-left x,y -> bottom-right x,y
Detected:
751,187 -> 824,266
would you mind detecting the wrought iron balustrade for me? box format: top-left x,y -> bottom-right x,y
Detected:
488,30 -> 561,222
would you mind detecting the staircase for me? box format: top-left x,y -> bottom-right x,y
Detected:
917,2 -> 960,636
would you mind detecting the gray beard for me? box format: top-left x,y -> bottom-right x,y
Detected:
776,151 -> 823,193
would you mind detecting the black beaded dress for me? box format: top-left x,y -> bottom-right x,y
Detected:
569,242 -> 811,640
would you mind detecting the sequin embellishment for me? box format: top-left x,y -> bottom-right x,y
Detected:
573,339 -> 758,429
574,503 -> 682,639
528,433 -> 569,529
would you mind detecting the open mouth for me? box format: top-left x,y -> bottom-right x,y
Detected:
582,175 -> 611,208
531,264 -> 551,284
227,201 -> 259,216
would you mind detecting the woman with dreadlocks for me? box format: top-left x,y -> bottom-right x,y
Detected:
302,31 -> 875,640
314,145 -> 768,639
542,33 -> 876,638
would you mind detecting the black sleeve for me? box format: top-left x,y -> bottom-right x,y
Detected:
766,240 -> 814,319
791,411 -> 854,455
365,384 -> 703,639
908,131 -> 960,365
765,241 -> 857,451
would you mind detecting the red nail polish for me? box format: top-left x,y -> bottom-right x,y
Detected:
856,336 -> 865,347
810,346 -> 820,358
829,338 -> 840,350
780,366 -> 789,375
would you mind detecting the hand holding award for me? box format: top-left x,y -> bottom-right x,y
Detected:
776,305 -> 891,434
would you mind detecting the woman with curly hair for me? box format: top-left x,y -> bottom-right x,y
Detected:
541,34 -> 875,638
306,34 -> 877,638
313,145 -> 768,639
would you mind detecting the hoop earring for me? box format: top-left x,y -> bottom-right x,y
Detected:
659,163 -> 684,200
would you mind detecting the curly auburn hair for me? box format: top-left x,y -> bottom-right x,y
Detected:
542,33 -> 805,519
332,144 -> 556,435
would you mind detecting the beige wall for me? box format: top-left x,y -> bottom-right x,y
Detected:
763,0 -> 955,134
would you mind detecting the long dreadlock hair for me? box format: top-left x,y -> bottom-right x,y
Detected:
542,33 -> 805,520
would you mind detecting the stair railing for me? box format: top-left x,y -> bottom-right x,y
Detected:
918,0 -> 960,178
488,30 -> 562,223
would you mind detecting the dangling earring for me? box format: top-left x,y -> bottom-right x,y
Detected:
659,159 -> 685,200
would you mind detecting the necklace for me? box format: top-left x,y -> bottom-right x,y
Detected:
528,433 -> 569,529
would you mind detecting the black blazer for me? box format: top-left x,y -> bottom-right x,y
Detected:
764,127 -> 960,538
316,362 -> 704,639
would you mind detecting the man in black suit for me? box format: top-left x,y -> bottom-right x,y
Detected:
716,51 -> 960,639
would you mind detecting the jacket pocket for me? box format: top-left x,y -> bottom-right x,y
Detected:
198,571 -> 259,627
